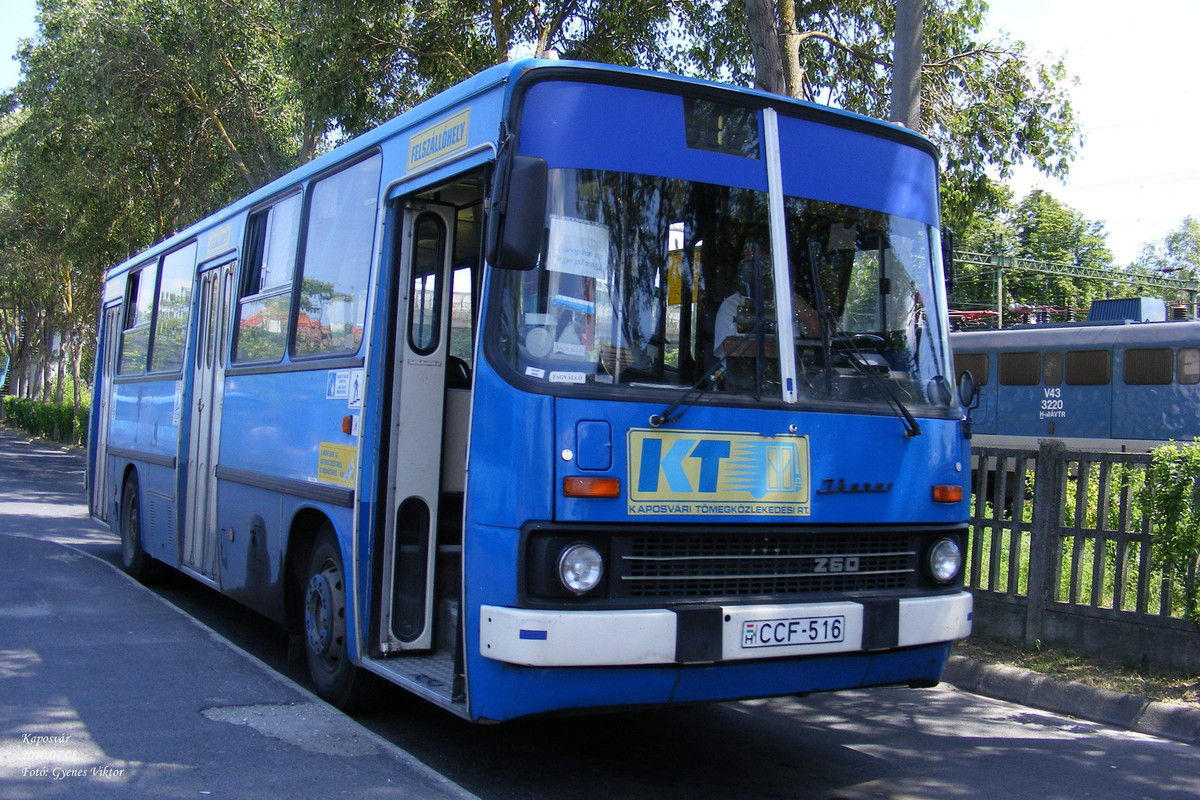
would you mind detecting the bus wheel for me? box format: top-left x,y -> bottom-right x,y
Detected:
119,476 -> 154,582
303,530 -> 372,710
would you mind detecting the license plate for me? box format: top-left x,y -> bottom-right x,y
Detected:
741,615 -> 845,649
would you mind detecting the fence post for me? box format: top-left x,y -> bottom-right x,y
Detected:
1024,439 -> 1065,648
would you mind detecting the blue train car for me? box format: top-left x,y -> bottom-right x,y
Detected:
952,320 -> 1200,451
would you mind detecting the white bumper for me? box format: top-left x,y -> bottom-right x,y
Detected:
480,591 -> 972,667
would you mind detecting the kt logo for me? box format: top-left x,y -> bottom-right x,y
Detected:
628,429 -> 810,503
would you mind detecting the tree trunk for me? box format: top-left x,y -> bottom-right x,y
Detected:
71,335 -> 84,416
54,337 -> 66,405
890,0 -> 923,129
779,0 -> 805,99
41,317 -> 53,402
745,0 -> 786,95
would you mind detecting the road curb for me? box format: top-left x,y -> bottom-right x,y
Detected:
943,654 -> 1200,746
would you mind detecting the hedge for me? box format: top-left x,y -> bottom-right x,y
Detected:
2,396 -> 90,448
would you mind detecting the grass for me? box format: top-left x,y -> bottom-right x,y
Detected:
954,634 -> 1200,709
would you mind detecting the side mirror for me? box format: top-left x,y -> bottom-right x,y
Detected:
957,369 -> 979,412
486,154 -> 548,271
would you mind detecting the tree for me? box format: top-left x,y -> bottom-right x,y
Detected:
1133,217 -> 1200,280
949,190 -> 1114,322
718,0 -> 1081,232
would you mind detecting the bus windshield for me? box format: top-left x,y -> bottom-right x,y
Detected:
493,166 -> 955,411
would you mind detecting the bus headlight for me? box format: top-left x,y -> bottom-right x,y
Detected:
927,537 -> 963,584
558,542 -> 604,595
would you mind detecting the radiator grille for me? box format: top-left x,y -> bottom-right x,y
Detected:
614,532 -> 916,599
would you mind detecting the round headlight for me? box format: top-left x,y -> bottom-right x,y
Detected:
558,542 -> 604,595
927,537 -> 963,583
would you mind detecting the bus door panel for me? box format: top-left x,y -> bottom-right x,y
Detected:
90,303 -> 123,521
183,260 -> 235,581
379,202 -> 457,652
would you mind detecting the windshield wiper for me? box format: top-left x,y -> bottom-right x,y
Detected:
649,335 -> 758,427
803,239 -> 919,438
827,333 -> 922,438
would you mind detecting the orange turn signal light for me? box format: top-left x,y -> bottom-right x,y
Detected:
932,484 -> 963,503
564,477 -> 621,498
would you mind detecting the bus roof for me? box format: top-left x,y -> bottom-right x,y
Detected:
105,58 -> 937,281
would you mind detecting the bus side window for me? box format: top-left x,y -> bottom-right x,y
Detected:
408,212 -> 446,356
119,262 -> 157,375
293,153 -> 382,358
233,192 -> 301,363
449,266 -> 474,369
449,200 -> 483,371
149,242 -> 197,373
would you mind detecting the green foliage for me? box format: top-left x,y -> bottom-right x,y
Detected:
690,0 -> 1081,234
1142,442 -> 1200,625
950,190 -> 1116,319
1133,216 -> 1200,280
3,396 -> 89,447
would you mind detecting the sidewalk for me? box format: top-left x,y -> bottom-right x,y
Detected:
0,531 -> 481,799
0,427 -> 479,800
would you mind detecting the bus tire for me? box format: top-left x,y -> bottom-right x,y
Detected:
303,529 -> 372,710
119,475 -> 156,582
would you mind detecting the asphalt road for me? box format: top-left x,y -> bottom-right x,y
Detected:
4,427 -> 1198,800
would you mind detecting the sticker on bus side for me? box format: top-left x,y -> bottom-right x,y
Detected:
317,442 -> 357,488
626,429 -> 811,516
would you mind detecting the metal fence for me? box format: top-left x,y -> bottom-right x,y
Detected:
968,440 -> 1200,673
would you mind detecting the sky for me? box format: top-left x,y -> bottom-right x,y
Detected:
0,0 -> 1195,266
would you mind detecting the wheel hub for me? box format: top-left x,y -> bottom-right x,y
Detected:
304,571 -> 335,657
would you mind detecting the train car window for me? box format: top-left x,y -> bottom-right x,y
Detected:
1123,348 -> 1173,385
953,353 -> 988,385
999,351 -> 1039,385
1177,348 -> 1200,385
1065,349 -> 1111,386
1042,351 -> 1063,385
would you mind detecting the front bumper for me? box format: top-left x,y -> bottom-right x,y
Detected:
481,590 -> 972,667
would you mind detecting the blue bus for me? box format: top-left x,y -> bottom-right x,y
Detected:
952,318 -> 1200,451
88,59 -> 973,722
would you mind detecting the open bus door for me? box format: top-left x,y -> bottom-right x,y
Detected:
182,260 -> 235,581
377,201 -> 458,652
89,303 -> 123,521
